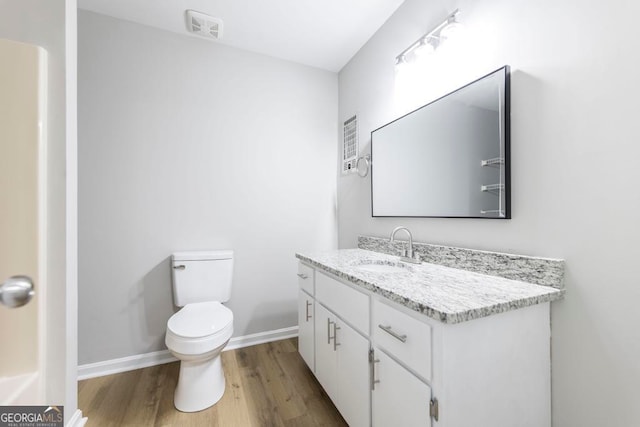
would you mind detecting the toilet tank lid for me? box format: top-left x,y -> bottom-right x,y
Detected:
172,250 -> 233,261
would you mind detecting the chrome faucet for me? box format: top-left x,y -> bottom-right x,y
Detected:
389,226 -> 421,264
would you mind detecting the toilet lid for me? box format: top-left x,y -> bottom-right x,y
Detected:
168,301 -> 233,339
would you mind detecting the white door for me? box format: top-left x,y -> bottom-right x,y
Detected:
0,38 -> 47,404
335,319 -> 370,427
372,348 -> 432,427
298,289 -> 314,370
313,302 -> 338,401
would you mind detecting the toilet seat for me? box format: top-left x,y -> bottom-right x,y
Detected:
168,301 -> 233,338
166,301 -> 233,355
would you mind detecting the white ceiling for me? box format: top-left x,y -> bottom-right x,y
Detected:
78,0 -> 405,72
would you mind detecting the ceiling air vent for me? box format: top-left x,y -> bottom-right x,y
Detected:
342,115 -> 358,174
185,10 -> 224,40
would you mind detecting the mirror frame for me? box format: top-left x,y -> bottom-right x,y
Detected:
370,66 -> 511,219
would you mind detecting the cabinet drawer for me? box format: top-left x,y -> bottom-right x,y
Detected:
297,262 -> 314,294
372,298 -> 431,381
315,271 -> 369,335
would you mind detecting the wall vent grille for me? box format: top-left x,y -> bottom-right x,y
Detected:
342,115 -> 358,174
185,10 -> 224,40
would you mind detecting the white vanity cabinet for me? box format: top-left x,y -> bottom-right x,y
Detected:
371,295 -> 551,427
372,348 -> 432,427
296,260 -> 553,427
372,298 -> 431,381
314,302 -> 370,427
297,262 -> 314,294
297,263 -> 315,370
313,269 -> 371,427
297,289 -> 314,369
371,297 -> 434,426
300,265 -> 371,427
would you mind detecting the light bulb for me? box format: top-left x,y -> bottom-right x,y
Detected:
439,19 -> 463,42
414,37 -> 436,58
395,55 -> 409,72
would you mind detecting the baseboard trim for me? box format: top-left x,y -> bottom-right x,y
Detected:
77,349 -> 177,381
78,326 -> 298,381
66,409 -> 87,427
224,325 -> 298,351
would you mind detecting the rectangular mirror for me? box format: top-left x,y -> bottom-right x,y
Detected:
371,66 -> 510,218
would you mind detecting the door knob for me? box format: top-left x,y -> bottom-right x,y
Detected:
0,275 -> 35,308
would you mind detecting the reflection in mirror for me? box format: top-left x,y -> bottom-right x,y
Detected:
371,66 -> 510,218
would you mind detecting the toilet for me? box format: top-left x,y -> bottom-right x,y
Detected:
165,250 -> 234,412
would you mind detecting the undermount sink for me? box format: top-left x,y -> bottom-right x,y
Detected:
354,261 -> 413,274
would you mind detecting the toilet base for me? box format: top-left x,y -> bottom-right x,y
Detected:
174,353 -> 225,412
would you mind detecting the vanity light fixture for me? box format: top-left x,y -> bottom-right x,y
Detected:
414,36 -> 436,58
394,54 -> 410,79
439,12 -> 463,42
395,9 -> 461,64
395,54 -> 408,70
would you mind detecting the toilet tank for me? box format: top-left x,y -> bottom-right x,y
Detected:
171,250 -> 234,306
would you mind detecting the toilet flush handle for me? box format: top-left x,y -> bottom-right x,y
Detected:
173,265 -> 186,270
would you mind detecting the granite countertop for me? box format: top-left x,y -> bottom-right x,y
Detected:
296,249 -> 564,324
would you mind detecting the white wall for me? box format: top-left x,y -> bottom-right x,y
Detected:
78,11 -> 338,365
339,0 -> 640,425
0,0 -> 76,418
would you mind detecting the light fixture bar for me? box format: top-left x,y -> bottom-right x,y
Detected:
395,9 -> 460,62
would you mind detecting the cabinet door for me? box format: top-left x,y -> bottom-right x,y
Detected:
298,290 -> 315,370
335,320 -> 370,427
372,348 -> 432,427
314,303 -> 338,402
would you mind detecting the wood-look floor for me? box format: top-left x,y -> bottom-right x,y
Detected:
78,338 -> 347,426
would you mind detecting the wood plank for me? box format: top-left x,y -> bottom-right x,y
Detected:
81,369 -> 142,426
119,364 -> 164,425
254,341 -> 307,422
215,351 -> 253,427
78,338 -> 345,427
235,345 -> 286,427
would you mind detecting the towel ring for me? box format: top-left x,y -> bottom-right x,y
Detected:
356,154 -> 371,178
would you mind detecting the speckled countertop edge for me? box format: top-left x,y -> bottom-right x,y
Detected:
296,249 -> 564,325
358,236 -> 565,289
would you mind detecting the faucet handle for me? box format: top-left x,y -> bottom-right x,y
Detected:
400,247 -> 407,257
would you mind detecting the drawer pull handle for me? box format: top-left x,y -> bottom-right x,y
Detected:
297,273 -> 309,279
369,348 -> 380,390
327,318 -> 334,344
378,324 -> 407,343
333,323 -> 341,351
305,300 -> 312,321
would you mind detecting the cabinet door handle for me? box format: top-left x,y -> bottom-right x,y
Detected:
378,324 -> 407,343
327,318 -> 334,344
305,300 -> 312,321
369,348 -> 380,390
333,323 -> 341,351
297,273 -> 309,279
